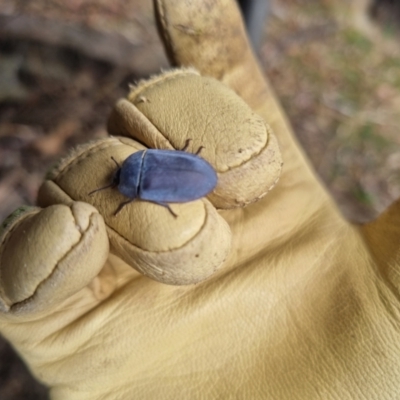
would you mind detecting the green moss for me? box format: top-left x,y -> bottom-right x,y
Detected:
343,29 -> 372,53
357,124 -> 389,150
382,56 -> 400,69
382,24 -> 397,39
352,185 -> 373,206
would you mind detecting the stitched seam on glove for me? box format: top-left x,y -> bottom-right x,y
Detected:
6,211 -> 96,311
107,201 -> 208,253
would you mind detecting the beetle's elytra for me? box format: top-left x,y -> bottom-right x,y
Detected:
89,143 -> 217,217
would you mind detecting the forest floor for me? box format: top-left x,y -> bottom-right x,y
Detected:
262,0 -> 400,222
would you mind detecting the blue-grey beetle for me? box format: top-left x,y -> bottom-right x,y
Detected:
89,141 -> 217,217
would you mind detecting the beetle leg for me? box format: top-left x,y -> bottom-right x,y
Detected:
165,204 -> 178,218
194,146 -> 204,155
114,199 -> 135,216
114,200 -> 177,217
149,201 -> 178,218
180,139 -> 192,152
180,139 -> 204,156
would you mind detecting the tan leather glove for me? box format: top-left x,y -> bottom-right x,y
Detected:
1,0 -> 399,398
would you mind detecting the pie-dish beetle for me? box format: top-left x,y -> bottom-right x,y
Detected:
89,140 -> 217,217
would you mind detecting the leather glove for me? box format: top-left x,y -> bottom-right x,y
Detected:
1,0 -> 399,398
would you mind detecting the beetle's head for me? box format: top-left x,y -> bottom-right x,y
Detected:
112,168 -> 121,185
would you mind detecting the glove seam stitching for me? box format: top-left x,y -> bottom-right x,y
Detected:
7,211 -> 95,312
107,201 -> 208,253
156,0 -> 175,61
0,210 -> 39,308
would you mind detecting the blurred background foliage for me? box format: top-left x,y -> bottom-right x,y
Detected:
263,0 -> 400,222
0,0 -> 399,398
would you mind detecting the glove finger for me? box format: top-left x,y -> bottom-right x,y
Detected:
154,0 -> 338,226
38,137 -> 232,286
154,0 -> 272,113
362,198 -> 400,294
108,69 -> 282,209
0,202 -> 109,315
154,0 -> 316,181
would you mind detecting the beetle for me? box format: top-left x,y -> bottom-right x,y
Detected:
88,140 -> 217,217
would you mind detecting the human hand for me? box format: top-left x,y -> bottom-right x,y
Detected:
1,0 -> 399,399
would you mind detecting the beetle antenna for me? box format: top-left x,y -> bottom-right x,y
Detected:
88,157 -> 121,196
180,139 -> 192,152
195,146 -> 204,156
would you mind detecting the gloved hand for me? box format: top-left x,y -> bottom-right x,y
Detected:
1,0 -> 399,399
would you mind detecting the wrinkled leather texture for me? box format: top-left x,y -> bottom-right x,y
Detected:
0,0 -> 400,399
